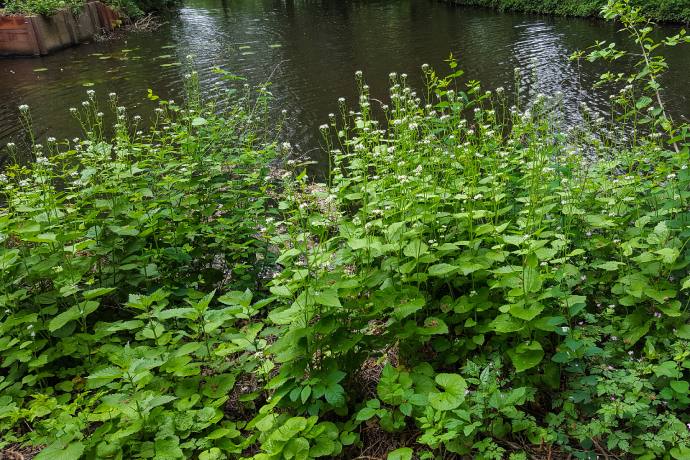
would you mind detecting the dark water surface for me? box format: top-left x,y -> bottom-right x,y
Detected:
1,0 -> 689,159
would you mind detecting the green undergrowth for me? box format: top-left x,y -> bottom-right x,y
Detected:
2,1 -> 690,459
0,0 -> 178,18
443,0 -> 690,23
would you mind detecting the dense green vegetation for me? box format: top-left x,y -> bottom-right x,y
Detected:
1,1 -> 690,459
0,0 -> 178,18
443,0 -> 690,23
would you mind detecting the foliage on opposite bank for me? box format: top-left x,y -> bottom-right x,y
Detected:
443,0 -> 690,23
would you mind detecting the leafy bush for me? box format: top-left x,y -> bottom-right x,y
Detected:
0,0 -> 178,18
1,0 -> 84,16
1,1 -> 690,459
0,68 -> 284,458
444,0 -> 690,23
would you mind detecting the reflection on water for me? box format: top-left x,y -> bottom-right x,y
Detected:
0,0 -> 688,163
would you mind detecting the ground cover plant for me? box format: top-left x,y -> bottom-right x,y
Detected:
1,1 -> 690,458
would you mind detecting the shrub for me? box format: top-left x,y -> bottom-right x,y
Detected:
1,1 -> 690,459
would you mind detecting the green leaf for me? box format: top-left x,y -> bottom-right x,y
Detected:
201,374 -> 236,399
388,447 -> 413,460
324,383 -> 345,406
429,373 -> 467,411
35,441 -> 84,460
154,438 -> 184,459
428,263 -> 458,277
670,380 -> 689,394
192,117 -> 207,127
508,301 -> 544,321
671,446 -> 690,459
314,288 -> 341,308
394,297 -> 425,320
86,366 -> 122,388
269,285 -> 292,297
403,239 -> 428,258
356,407 -> 378,421
595,261 -> 625,271
284,437 -> 310,459
675,324 -> 690,339
419,316 -> 448,335
82,287 -> 116,300
635,95 -> 653,109
49,301 -> 99,332
508,341 -> 544,372
491,314 -> 524,333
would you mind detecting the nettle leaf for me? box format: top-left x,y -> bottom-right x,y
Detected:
508,341 -> 544,372
87,366 -> 122,388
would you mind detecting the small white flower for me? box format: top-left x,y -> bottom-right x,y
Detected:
18,104 -> 29,112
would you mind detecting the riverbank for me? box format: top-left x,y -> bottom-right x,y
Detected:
1,2 -> 690,459
441,0 -> 690,23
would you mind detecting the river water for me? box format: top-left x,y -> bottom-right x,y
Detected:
1,0 -> 688,161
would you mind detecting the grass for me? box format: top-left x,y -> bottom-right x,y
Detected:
1,1 -> 690,459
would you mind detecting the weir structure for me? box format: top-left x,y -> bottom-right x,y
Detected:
0,1 -> 119,56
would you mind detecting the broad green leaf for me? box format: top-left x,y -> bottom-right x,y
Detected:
671,380 -> 689,394
35,441 -> 84,460
403,239 -> 428,258
508,301 -> 544,321
388,448 -> 413,460
428,263 -> 458,277
508,341 -> 544,372
314,288 -> 341,308
394,297 -> 424,320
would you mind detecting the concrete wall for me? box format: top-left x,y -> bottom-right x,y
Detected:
0,2 -> 118,57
